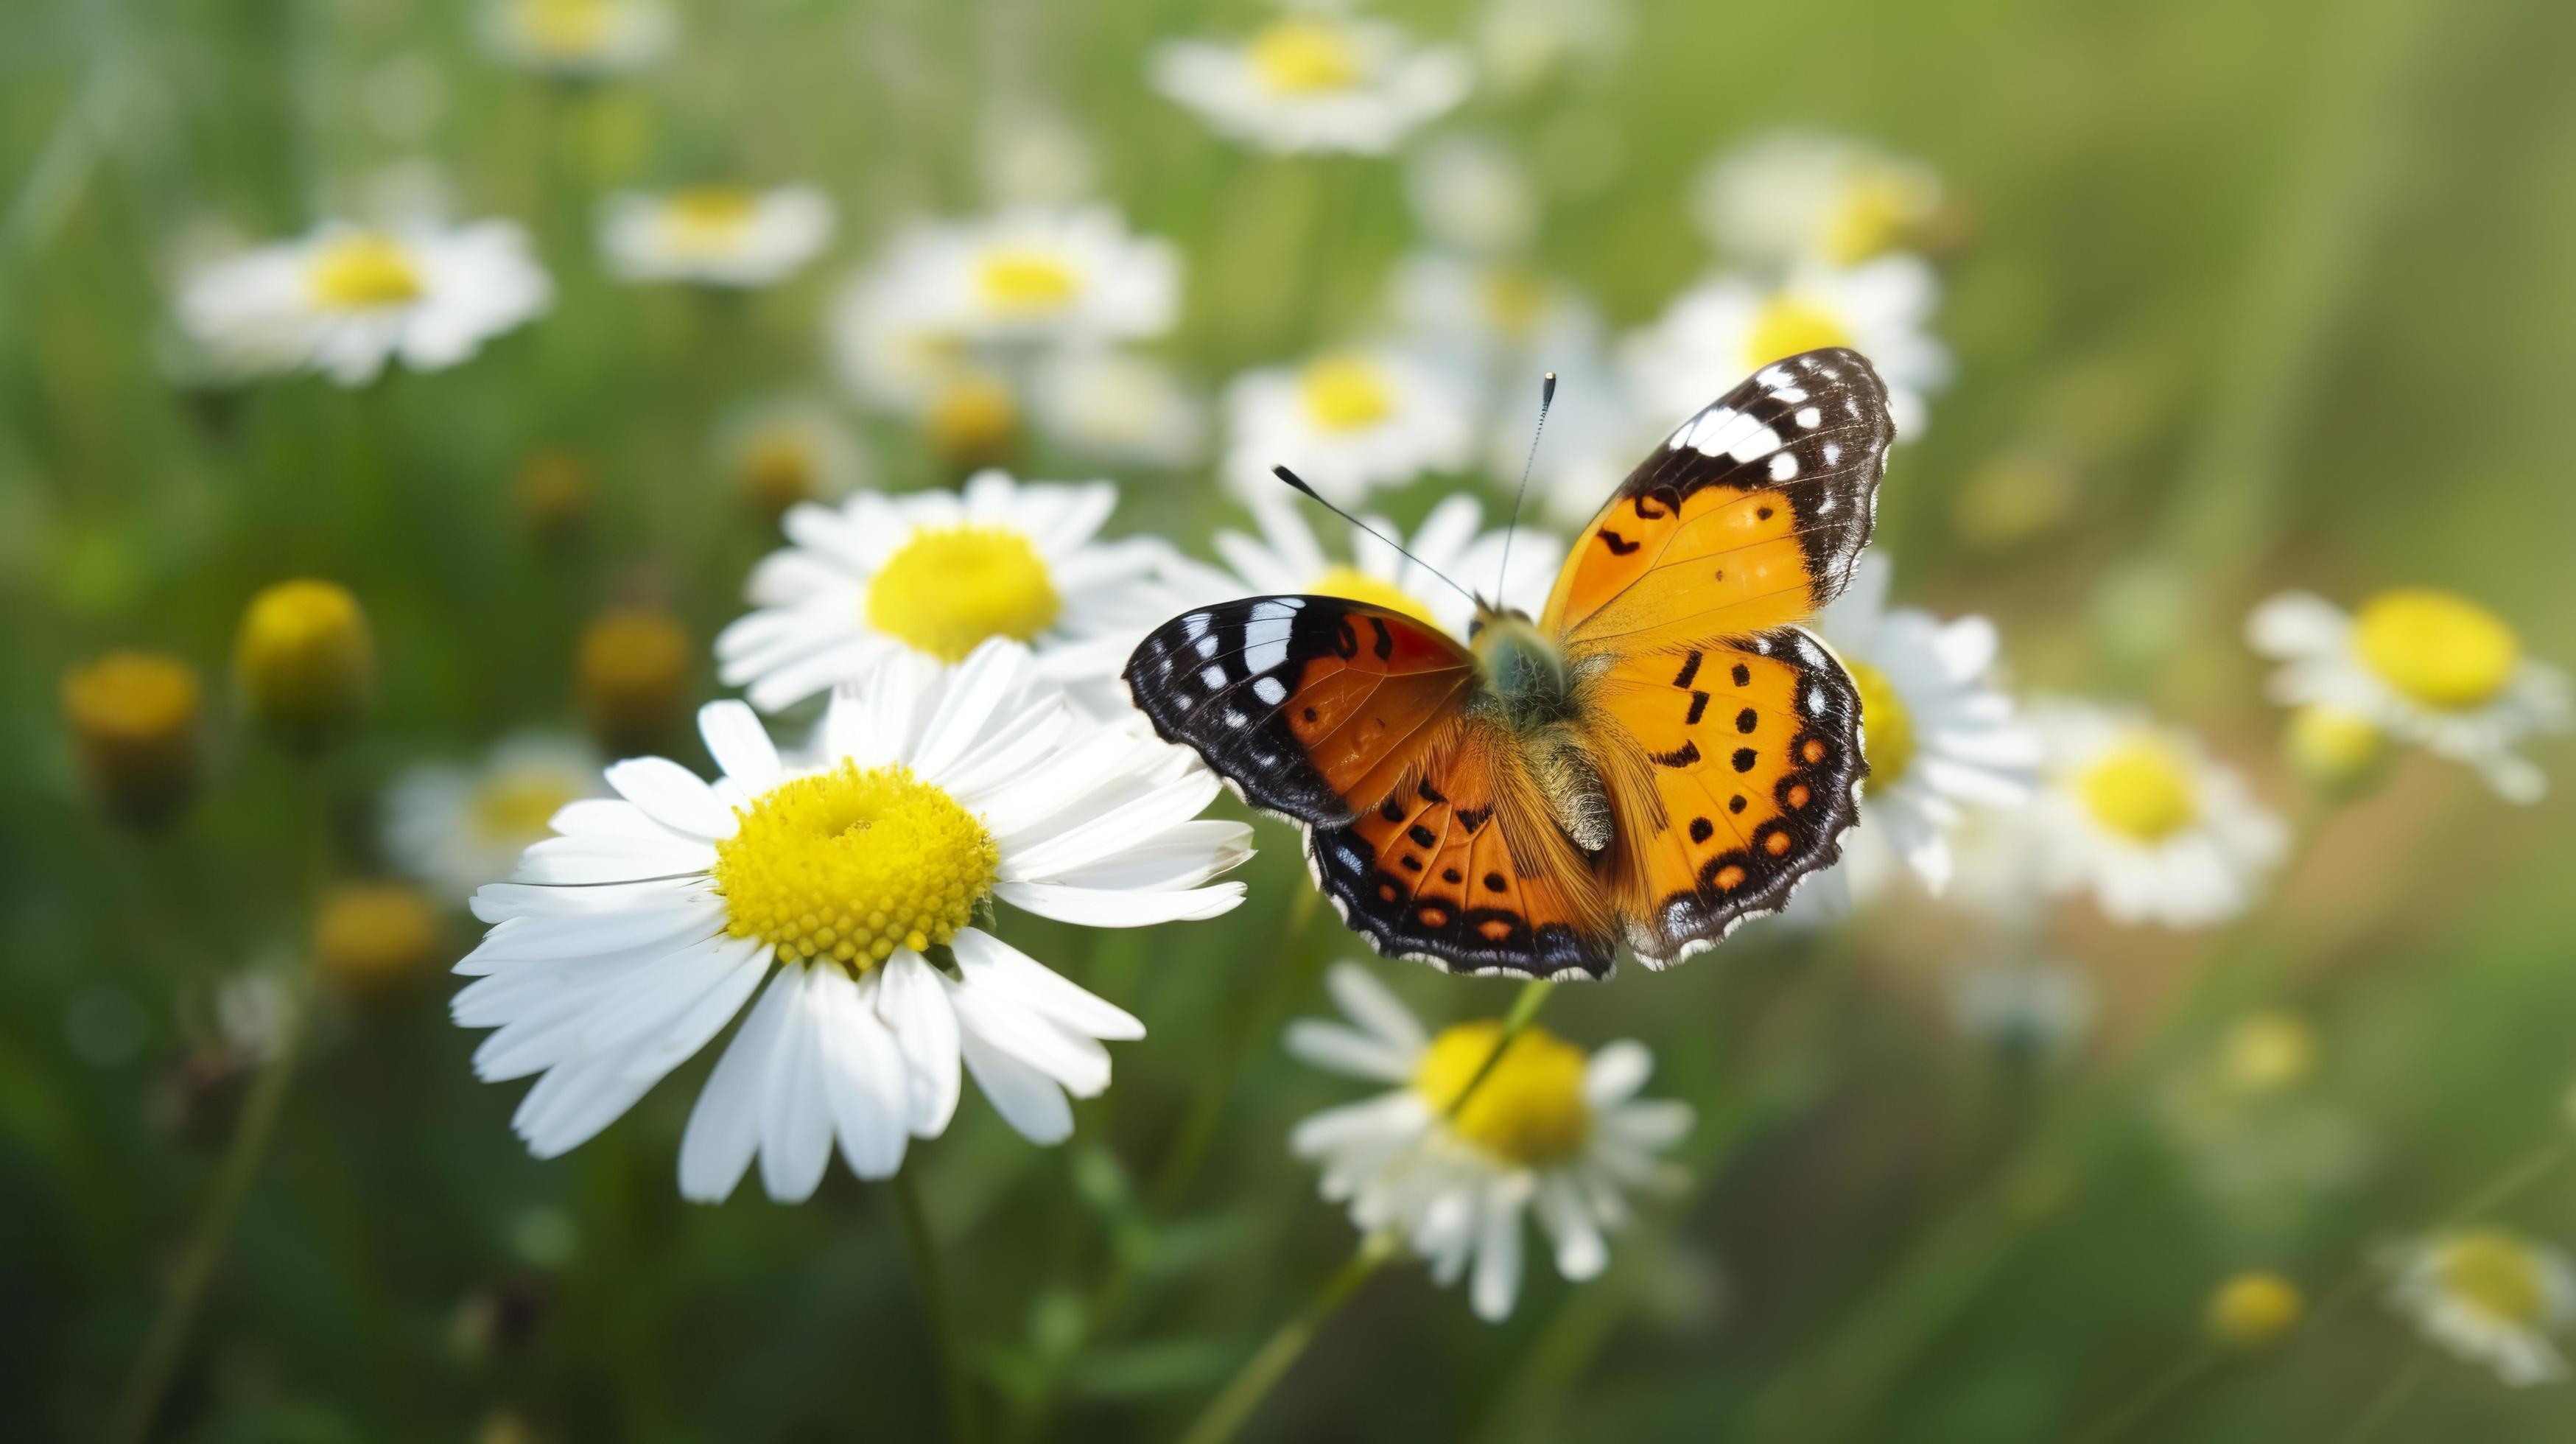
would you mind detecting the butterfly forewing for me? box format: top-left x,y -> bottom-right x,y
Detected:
1543,348 -> 1893,651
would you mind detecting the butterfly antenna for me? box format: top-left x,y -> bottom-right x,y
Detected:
1270,466 -> 1483,611
1495,371 -> 1557,603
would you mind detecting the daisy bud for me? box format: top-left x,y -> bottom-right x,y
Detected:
62,651 -> 203,827
2284,703 -> 2387,796
313,881 -> 441,995
2207,1271 -> 2303,1350
514,447 -> 593,546
234,579 -> 373,743
926,372 -> 1019,472
578,606 -> 690,753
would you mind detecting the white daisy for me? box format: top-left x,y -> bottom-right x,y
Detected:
2388,1229 -> 2576,1386
1808,557 -> 2038,894
1391,250 -> 1601,393
176,220 -> 552,387
385,734 -> 603,903
1177,486 -> 1562,646
599,185 -> 835,288
453,641 -> 1253,1200
2248,589 -> 2569,804
1028,349 -> 1208,469
1150,12 -> 1470,156
713,471 -> 1178,715
1287,964 -> 1691,1322
480,0 -> 674,78
1473,0 -> 1631,97
2023,700 -> 2287,929
1404,132 -> 1539,256
1691,130 -> 1947,270
852,206 -> 1179,350
712,396 -> 868,519
1221,346 -> 1474,504
1621,257 -> 1949,438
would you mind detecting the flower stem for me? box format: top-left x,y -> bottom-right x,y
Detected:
1177,1230 -> 1398,1444
1150,883 -> 1324,1210
2334,1355 -> 2429,1443
2067,1348 -> 2222,1444
894,1166 -> 980,1444
1447,978 -> 1555,1121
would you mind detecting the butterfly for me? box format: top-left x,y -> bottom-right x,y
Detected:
1124,348 -> 1893,979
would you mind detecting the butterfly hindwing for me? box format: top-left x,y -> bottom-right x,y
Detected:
1310,724 -> 1618,980
1123,596 -> 1479,827
1595,628 -> 1866,963
1543,348 -> 1893,651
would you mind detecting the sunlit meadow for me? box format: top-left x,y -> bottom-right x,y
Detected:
7,1 -> 2576,1440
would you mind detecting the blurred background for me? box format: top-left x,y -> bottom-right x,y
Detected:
6,0 -> 2575,1439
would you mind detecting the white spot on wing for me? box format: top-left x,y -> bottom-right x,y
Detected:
1242,612 -> 1292,676
1252,676 -> 1287,707
1795,407 -> 1822,429
1769,452 -> 1799,481
1199,665 -> 1226,689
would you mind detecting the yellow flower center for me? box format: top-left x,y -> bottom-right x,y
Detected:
2207,1271 -> 2304,1350
472,770 -> 583,847
1299,354 -> 1395,433
976,249 -> 1084,315
2285,704 -> 2384,787
1480,266 -> 1549,338
737,432 -> 818,516
1306,565 -> 1438,628
712,762 -> 999,967
307,234 -> 425,312
2352,587 -> 2521,711
521,0 -> 611,58
2435,1231 -> 2552,1327
866,525 -> 1060,663
1743,294 -> 1855,370
927,374 -> 1019,468
2074,735 -> 2198,842
235,578 -> 374,735
1821,170 -> 1924,267
65,653 -> 199,749
313,883 -> 441,991
1249,18 -> 1365,95
2218,1011 -> 2315,1094
1844,659 -> 1915,788
1412,1020 -> 1593,1168
664,186 -> 759,250
578,608 -> 689,751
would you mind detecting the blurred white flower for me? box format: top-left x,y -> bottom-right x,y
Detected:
385,734 -> 603,902
2388,1230 -> 2576,1387
1947,961 -> 2094,1062
715,471 -> 1177,715
1473,0 -> 1630,97
851,206 -> 1179,349
1405,133 -> 1539,255
176,220 -> 551,387
712,396 -> 868,519
978,102 -> 1101,208
1693,130 -> 1945,269
453,647 -> 1252,1200
1029,350 -> 1207,469
1174,486 -> 1563,645
1808,557 -> 2038,894
2021,701 -> 2286,929
1288,964 -> 1691,1322
1151,13 -> 1470,156
480,0 -> 674,78
2248,589 -> 2569,804
1622,257 -> 1950,437
1222,346 -> 1474,504
1391,251 -> 1600,390
599,186 -> 836,287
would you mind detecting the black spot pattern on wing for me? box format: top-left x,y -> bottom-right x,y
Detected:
1307,824 -> 1615,980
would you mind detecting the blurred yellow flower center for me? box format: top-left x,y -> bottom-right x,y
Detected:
2286,704 -> 2384,785
1249,19 -> 1364,95
1299,355 -> 1395,432
1413,1021 -> 1593,1168
2207,1271 -> 2303,1349
1845,659 -> 1915,788
738,432 -> 818,514
2353,587 -> 2521,710
2435,1231 -> 2551,1326
472,771 -> 583,846
521,0 -> 611,57
64,653 -> 199,748
1744,294 -> 1854,368
1307,565 -> 1436,628
712,762 -> 998,968
307,234 -> 424,311
666,187 -> 758,248
927,374 -> 1020,466
1480,266 -> 1549,337
1822,172 -> 1924,267
867,525 -> 1060,662
2075,735 -> 2197,842
2219,1012 -> 2315,1093
977,250 -> 1083,314
235,578 -> 374,734
314,883 -> 440,990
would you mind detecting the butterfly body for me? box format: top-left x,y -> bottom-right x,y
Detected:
1127,348 -> 1895,979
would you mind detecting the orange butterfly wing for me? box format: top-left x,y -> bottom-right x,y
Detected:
1126,597 -> 1618,978
1543,348 -> 1892,651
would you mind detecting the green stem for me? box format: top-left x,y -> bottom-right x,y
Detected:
2068,1349 -> 2222,1444
1150,884 -> 1324,1210
1445,979 -> 1555,1121
2334,1355 -> 2429,1443
894,1167 -> 980,1444
1176,1232 -> 1398,1444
